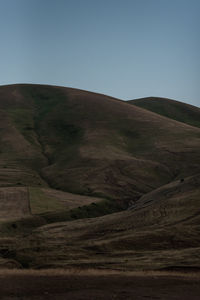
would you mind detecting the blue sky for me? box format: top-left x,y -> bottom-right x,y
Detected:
0,0 -> 199,106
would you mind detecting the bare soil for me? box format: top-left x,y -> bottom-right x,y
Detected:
0,272 -> 199,300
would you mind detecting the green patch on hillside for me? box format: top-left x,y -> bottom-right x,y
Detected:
40,198 -> 121,223
29,187 -> 65,214
21,85 -> 66,119
119,127 -> 154,155
6,108 -> 36,145
21,85 -> 84,164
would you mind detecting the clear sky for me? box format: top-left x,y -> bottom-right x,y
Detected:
0,0 -> 199,106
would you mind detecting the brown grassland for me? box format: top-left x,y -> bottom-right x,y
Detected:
0,269 -> 200,299
0,84 -> 200,298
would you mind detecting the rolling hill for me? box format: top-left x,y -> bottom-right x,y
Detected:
0,85 -> 199,202
128,97 -> 200,128
0,84 -> 200,270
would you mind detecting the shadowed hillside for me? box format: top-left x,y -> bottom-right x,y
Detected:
128,97 -> 200,128
13,174 -> 200,270
0,84 -> 200,270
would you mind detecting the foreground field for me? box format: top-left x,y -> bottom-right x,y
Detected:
0,270 -> 200,300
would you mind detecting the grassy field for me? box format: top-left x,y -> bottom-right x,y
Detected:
0,187 -> 30,220
1,174 -> 197,270
29,187 -> 65,214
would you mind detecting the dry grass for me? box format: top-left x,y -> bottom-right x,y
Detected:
0,83 -> 200,201
0,84 -> 200,272
0,268 -> 200,279
0,187 -> 30,220
41,188 -> 102,209
130,96 -> 200,128
15,173 -> 199,270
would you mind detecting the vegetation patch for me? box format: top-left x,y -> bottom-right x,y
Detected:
39,198 -> 122,223
6,108 -> 36,145
29,187 -> 65,214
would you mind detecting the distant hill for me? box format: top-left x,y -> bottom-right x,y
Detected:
128,97 -> 200,128
0,84 -> 200,270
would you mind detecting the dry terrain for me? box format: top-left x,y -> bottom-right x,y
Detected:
129,96 -> 200,128
0,84 -> 199,275
0,187 -> 30,220
41,188 -> 102,210
0,270 -> 200,300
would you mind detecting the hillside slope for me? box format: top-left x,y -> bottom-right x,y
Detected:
0,84 -> 199,205
0,84 -> 200,270
14,173 -> 200,270
128,97 -> 200,128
